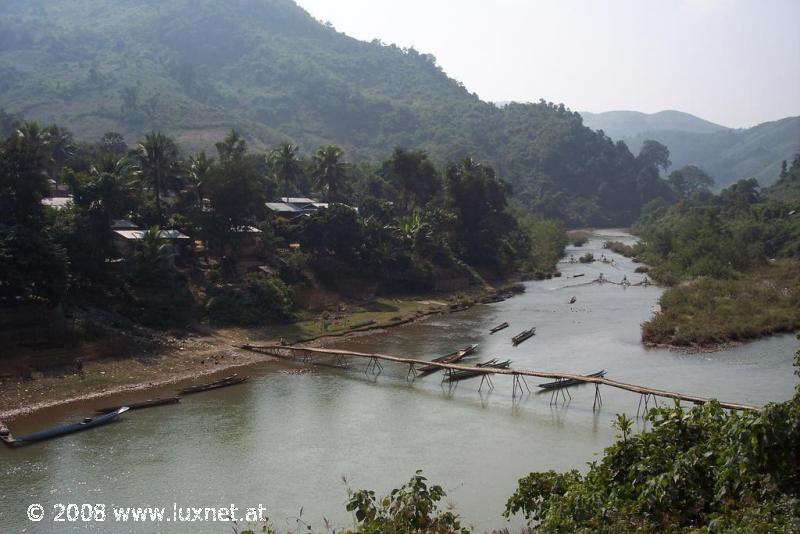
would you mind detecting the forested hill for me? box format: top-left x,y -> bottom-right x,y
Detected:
3,0 -> 675,225
582,110 -> 800,189
621,117 -> 800,189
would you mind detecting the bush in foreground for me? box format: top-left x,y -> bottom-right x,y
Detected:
504,341 -> 800,532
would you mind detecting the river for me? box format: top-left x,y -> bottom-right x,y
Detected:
1,230 -> 797,532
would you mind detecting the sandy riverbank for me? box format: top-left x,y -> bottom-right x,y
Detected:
0,330 -> 273,421
0,301 -> 454,421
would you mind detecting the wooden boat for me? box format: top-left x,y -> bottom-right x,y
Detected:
512,328 -> 536,346
569,296 -> 577,304
443,359 -> 512,382
1,407 -> 129,447
538,370 -> 606,390
416,344 -> 478,377
489,322 -> 509,334
95,397 -> 180,414
179,375 -> 248,395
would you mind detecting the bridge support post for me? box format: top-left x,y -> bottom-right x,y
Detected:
548,381 -> 571,405
478,373 -> 494,392
593,383 -> 603,411
637,393 -> 659,417
512,374 -> 531,398
406,363 -> 417,382
364,356 -> 383,375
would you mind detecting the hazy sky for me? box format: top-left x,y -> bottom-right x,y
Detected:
295,0 -> 800,128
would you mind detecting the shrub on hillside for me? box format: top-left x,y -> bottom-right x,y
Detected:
207,274 -> 295,325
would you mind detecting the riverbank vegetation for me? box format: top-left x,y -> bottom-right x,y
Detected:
604,240 -> 635,257
631,159 -> 800,346
502,343 -> 800,532
642,263 -> 800,346
0,121 -> 568,371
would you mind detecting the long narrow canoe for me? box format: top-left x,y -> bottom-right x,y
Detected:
179,375 -> 248,395
443,359 -> 512,382
538,370 -> 607,390
1,407 -> 129,447
512,328 -> 536,346
489,322 -> 509,334
416,344 -> 478,377
95,397 -> 180,414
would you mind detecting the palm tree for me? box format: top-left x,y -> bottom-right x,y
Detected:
269,141 -> 301,197
135,132 -> 181,223
43,125 -> 75,184
186,151 -> 214,200
134,226 -> 175,285
89,153 -> 135,220
312,145 -> 348,203
13,121 -> 49,160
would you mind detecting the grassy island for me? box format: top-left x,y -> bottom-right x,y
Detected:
632,165 -> 800,347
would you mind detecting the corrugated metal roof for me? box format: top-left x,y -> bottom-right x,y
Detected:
113,229 -> 190,240
41,196 -> 73,209
280,197 -> 317,204
265,202 -> 299,212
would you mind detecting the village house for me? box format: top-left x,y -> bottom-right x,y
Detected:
111,223 -> 192,258
265,197 -> 330,219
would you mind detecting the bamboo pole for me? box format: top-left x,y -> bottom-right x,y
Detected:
239,344 -> 763,412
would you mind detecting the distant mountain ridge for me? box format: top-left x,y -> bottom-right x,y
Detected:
580,110 -> 728,139
580,110 -> 800,188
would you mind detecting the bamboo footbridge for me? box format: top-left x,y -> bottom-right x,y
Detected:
239,344 -> 762,413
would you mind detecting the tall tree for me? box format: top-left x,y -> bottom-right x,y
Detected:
269,141 -> 302,198
204,131 -> 266,256
444,156 -> 515,270
135,132 -> 181,223
1,122 -> 50,226
668,165 -> 715,197
637,140 -> 671,173
312,145 -> 349,203
384,148 -> 442,212
0,124 -> 68,305
43,125 -> 75,184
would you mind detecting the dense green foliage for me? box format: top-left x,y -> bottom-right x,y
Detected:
0,124 -> 69,306
633,175 -> 800,284
0,120 -> 567,330
503,344 -> 800,532
344,471 -> 468,533
522,218 -> 570,276
0,0 -> 679,226
207,274 -> 295,326
765,154 -> 800,204
630,164 -> 800,345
